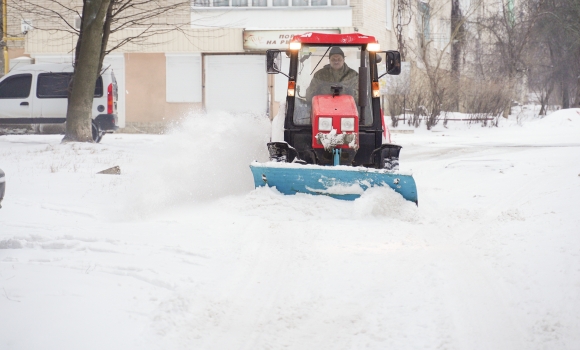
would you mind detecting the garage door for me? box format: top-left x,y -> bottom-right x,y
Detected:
204,55 -> 267,115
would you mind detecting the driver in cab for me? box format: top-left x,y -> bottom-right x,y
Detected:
305,46 -> 358,103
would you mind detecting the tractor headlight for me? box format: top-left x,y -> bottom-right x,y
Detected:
341,118 -> 355,132
289,42 -> 302,50
367,43 -> 380,52
318,117 -> 333,131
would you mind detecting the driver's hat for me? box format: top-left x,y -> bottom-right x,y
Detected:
329,47 -> 345,58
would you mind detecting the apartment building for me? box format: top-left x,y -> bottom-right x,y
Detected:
3,0 -> 454,131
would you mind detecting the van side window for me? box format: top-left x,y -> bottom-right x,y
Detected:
37,73 -> 104,98
0,74 -> 32,99
94,76 -> 103,97
37,73 -> 72,98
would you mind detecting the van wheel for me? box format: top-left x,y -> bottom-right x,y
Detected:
91,123 -> 103,143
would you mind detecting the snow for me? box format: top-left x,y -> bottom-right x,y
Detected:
252,160 -> 413,176
1,108 -> 580,349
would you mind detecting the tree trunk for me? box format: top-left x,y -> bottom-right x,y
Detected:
503,103 -> 511,118
450,0 -> 463,111
539,103 -> 546,116
98,1 -> 115,72
576,47 -> 580,108
562,80 -> 570,109
576,74 -> 580,108
63,0 -> 112,143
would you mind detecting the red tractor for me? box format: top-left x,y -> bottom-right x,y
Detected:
250,32 -> 417,203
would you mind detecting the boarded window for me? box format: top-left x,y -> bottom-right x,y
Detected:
166,54 -> 202,103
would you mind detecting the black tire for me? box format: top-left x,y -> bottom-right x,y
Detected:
91,123 -> 103,143
383,157 -> 400,171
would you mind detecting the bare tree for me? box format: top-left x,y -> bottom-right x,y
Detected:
9,0 -> 191,142
532,0 -> 580,109
65,0 -> 111,142
406,0 -> 482,129
472,0 -> 546,117
525,44 -> 555,116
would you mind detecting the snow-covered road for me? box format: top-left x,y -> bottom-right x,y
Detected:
1,109 -> 579,349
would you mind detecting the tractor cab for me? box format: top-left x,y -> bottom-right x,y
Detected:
266,32 -> 402,168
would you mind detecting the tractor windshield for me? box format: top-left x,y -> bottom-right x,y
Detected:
293,45 -> 372,126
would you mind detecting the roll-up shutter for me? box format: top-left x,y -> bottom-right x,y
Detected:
204,55 -> 267,115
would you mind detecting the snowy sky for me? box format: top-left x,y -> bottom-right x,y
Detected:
1,107 -> 579,349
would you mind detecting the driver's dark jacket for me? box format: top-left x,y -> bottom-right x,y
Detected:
306,63 -> 358,103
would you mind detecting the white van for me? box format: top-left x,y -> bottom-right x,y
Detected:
0,63 -> 119,142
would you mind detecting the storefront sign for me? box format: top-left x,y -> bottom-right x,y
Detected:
243,29 -> 340,51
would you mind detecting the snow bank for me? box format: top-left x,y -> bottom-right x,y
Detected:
354,186 -> 419,222
2,106 -> 580,349
534,108 -> 580,128
234,185 -> 419,222
518,108 -> 580,144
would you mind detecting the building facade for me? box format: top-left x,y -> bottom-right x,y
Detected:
4,0 -> 455,131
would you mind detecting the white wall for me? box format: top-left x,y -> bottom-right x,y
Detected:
191,8 -> 352,28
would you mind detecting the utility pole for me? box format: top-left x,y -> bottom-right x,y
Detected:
2,0 -> 7,74
2,0 -> 25,74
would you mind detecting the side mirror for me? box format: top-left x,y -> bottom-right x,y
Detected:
266,49 -> 282,74
386,50 -> 401,75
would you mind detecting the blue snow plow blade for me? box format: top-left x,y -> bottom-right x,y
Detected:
250,162 -> 418,204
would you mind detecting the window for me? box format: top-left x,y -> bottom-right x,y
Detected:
191,0 -> 347,6
0,74 -> 32,98
294,45 -> 373,126
192,0 -> 210,6
166,54 -> 202,103
37,73 -> 70,98
417,1 -> 430,47
36,73 -> 103,98
74,16 -> 82,31
21,19 -> 33,33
